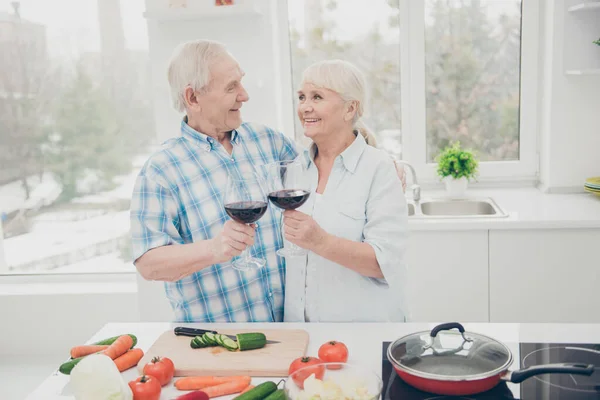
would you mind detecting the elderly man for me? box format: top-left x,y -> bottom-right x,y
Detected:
130,40 -> 297,322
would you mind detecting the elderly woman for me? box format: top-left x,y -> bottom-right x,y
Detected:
282,60 -> 409,322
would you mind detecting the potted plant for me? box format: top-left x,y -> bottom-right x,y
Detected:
435,142 -> 479,197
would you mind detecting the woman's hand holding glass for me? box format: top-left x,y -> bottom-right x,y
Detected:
282,209 -> 328,252
266,160 -> 311,257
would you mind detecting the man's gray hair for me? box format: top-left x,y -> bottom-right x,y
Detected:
167,39 -> 230,112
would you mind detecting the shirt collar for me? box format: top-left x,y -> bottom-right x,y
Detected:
180,116 -> 239,151
303,132 -> 366,173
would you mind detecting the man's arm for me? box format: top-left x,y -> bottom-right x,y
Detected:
135,220 -> 255,282
131,173 -> 255,282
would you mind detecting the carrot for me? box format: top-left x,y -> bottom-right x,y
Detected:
200,376 -> 252,398
113,348 -> 145,372
239,385 -> 255,394
102,334 -> 134,360
175,376 -> 250,391
70,345 -> 109,359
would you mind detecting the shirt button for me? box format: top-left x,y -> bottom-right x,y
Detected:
268,292 -> 273,297
204,145 -> 210,151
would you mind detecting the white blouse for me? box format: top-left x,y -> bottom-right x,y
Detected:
283,134 -> 409,322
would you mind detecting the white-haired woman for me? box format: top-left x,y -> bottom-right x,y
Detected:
282,59 -> 409,322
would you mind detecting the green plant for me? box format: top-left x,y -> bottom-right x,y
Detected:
436,142 -> 479,180
594,38 -> 600,46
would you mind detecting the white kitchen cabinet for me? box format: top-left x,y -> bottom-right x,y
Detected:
405,231 -> 489,322
489,229 -> 600,323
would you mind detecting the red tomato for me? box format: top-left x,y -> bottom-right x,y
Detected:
143,356 -> 175,386
128,375 -> 161,400
288,356 -> 325,388
318,341 -> 349,369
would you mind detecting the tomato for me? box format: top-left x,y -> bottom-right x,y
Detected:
318,340 -> 349,369
128,375 -> 161,400
143,356 -> 175,386
288,356 -> 325,388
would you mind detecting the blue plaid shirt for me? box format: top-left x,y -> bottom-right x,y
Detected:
130,120 -> 298,322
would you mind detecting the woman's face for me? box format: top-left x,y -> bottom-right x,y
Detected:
297,82 -> 353,141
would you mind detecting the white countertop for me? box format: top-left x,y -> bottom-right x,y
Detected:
408,188 -> 600,230
28,322 -> 600,399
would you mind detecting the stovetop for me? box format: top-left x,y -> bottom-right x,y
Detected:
382,341 -> 600,399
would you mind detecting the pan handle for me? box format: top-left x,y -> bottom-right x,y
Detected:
505,363 -> 595,384
430,322 -> 466,338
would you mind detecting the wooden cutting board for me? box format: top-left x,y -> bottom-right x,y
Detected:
138,328 -> 309,377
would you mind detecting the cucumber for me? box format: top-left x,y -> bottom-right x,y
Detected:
236,332 -> 267,351
233,381 -> 277,400
263,389 -> 286,400
215,334 -> 228,347
204,332 -> 218,346
93,334 -> 137,348
221,336 -> 239,351
59,356 -> 85,375
191,336 -> 208,349
199,335 -> 212,346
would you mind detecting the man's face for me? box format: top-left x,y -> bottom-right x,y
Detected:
196,55 -> 249,133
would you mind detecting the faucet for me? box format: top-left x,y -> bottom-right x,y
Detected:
394,160 -> 421,202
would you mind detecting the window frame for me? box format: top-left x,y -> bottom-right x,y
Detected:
400,0 -> 540,185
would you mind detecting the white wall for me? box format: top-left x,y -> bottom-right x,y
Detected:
144,0 -> 295,143
0,290 -> 138,357
539,0 -> 600,191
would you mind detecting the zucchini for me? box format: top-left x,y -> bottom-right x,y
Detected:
93,334 -> 137,348
263,389 -> 286,400
236,332 -> 267,351
233,381 -> 277,400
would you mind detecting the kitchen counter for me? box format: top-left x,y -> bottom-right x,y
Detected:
408,187 -> 600,230
28,322 -> 600,399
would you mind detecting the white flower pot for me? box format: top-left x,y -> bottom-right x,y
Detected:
443,176 -> 469,198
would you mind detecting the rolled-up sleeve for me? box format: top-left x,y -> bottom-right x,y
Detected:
130,173 -> 184,263
363,158 -> 408,288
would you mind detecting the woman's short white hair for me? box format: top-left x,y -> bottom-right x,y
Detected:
301,59 -> 377,146
167,39 -> 230,112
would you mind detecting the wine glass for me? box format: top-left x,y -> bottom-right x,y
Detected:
266,160 -> 311,257
224,171 -> 269,271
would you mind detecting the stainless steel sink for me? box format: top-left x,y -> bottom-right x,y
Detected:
407,197 -> 508,219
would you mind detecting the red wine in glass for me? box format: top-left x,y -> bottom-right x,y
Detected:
225,201 -> 268,223
266,161 -> 310,257
224,172 -> 268,271
267,189 -> 310,210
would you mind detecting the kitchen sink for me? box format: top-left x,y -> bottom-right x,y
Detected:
407,197 -> 508,219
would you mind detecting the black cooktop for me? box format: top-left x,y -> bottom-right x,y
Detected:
382,341 -> 600,399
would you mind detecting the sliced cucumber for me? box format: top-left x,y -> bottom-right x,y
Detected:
215,334 -> 228,347
204,332 -> 218,345
190,336 -> 205,349
199,335 -> 212,346
221,336 -> 239,351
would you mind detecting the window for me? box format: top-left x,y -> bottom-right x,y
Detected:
286,0 -> 402,158
425,0 -> 522,163
0,0 -> 154,275
286,0 -> 539,182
